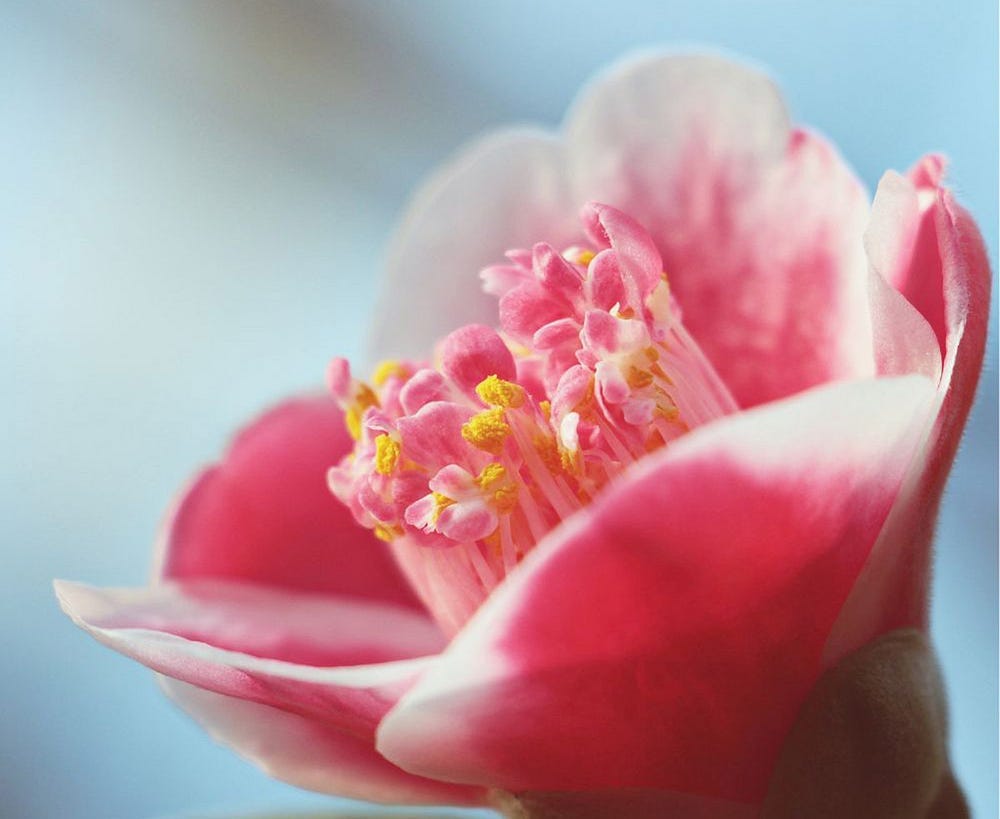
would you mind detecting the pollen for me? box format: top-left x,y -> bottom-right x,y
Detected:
492,483 -> 518,514
345,407 -> 363,440
627,366 -> 654,389
461,407 -> 511,455
476,462 -> 507,490
476,375 -> 526,409
371,359 -> 408,387
575,249 -> 596,266
374,434 -> 400,475
344,382 -> 380,440
533,434 -> 563,474
431,492 -> 455,524
373,523 -> 402,542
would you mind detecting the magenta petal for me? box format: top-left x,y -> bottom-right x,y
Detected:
567,55 -> 874,407
377,376 -> 935,802
55,579 -> 445,736
159,678 -> 484,806
157,394 -> 420,608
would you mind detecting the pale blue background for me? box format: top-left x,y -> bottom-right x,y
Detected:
3,2 -> 996,817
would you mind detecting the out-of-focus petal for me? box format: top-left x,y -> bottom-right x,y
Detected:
159,678 -> 484,806
826,170 -> 991,663
54,579 -> 444,736
377,376 -> 935,802
565,53 -> 875,407
764,630 -> 963,819
155,395 -> 421,609
370,130 -> 576,363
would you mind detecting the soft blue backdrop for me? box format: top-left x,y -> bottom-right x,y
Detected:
3,2 -> 996,817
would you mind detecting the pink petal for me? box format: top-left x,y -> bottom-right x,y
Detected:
55,579 -> 444,737
399,368 -> 451,415
156,395 -> 420,608
428,464 -> 476,498
436,502 -> 498,544
441,324 -> 516,392
499,280 -> 567,340
566,54 -> 874,407
581,201 -> 663,305
159,678 -> 483,806
397,401 -> 475,469
377,376 -> 935,802
533,317 -> 581,350
825,173 -> 992,663
370,130 -> 576,361
533,242 -> 584,300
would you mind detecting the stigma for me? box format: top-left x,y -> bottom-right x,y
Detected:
327,202 -> 737,633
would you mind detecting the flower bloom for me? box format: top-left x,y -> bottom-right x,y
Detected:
57,53 -> 989,815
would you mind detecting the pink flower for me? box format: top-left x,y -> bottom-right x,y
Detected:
56,53 -> 989,815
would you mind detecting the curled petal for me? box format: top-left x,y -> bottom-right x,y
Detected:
377,376 -> 935,801
581,201 -> 663,305
54,579 -> 445,735
160,677 -> 484,806
826,164 -> 992,663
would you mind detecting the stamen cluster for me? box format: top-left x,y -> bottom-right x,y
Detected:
328,203 -> 737,612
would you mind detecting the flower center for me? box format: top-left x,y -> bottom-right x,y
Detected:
327,202 -> 737,634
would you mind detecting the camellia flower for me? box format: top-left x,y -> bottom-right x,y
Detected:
57,54 -> 989,817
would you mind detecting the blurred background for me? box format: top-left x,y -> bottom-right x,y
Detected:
2,1 -> 996,817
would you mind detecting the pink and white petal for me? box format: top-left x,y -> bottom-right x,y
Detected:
55,578 -> 445,738
377,376 -> 936,803
155,395 -> 421,609
160,677 -> 484,806
566,54 -> 874,406
428,464 -> 477,498
370,129 -> 577,362
436,502 -> 497,544
826,184 -> 991,663
863,160 -> 948,352
868,265 -> 941,382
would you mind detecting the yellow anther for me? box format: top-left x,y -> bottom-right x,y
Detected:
476,464 -> 518,513
560,448 -> 580,473
483,527 -> 502,556
492,483 -> 518,514
345,407 -> 363,440
627,366 -> 654,390
539,400 -> 552,420
431,492 -> 455,524
356,383 -> 379,411
374,523 -> 402,542
656,404 -> 681,422
476,462 -> 507,490
371,360 -> 407,387
576,249 -> 596,266
649,361 -> 671,383
343,382 -> 379,440
374,434 -> 400,475
533,434 -> 562,474
461,407 -> 511,455
475,375 -> 526,409
616,306 -> 636,319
